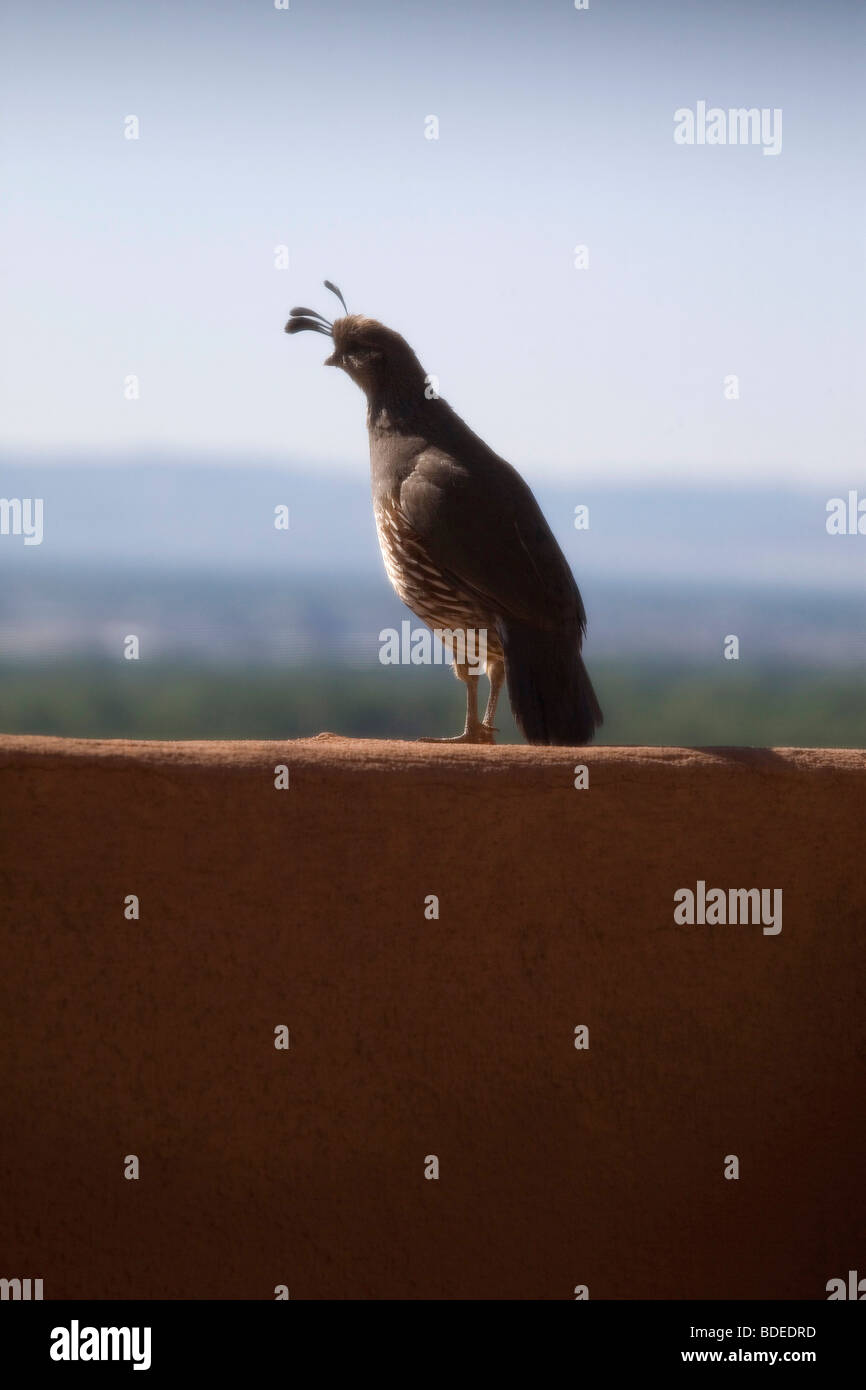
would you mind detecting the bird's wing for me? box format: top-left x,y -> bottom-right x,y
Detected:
394,446 -> 586,634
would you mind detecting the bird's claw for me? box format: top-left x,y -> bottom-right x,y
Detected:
417,726 -> 497,745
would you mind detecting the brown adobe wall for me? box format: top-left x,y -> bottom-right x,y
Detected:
0,736 -> 863,1300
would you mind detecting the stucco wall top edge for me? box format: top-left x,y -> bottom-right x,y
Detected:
0,735 -> 863,779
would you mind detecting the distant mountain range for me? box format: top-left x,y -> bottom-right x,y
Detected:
0,456 -> 861,590
1,457 -> 863,667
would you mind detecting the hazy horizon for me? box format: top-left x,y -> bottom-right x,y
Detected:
1,457 -> 863,594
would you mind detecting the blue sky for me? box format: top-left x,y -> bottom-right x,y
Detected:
0,0 -> 862,483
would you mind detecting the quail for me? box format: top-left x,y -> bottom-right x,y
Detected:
285,283 -> 603,746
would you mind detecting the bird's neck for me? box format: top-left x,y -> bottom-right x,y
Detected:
364,373 -> 432,436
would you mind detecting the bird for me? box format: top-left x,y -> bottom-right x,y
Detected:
285,282 -> 603,746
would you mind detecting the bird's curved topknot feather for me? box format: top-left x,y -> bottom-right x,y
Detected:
284,280 -> 349,336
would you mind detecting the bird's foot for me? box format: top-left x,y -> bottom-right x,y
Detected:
417,725 -> 497,745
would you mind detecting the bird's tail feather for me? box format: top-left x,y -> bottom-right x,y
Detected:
499,620 -> 603,746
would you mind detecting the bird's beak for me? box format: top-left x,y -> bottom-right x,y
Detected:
324,350 -> 341,367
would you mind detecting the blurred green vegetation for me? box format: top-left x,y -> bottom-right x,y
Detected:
0,660 -> 863,746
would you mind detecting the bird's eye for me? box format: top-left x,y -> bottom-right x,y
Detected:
347,346 -> 381,368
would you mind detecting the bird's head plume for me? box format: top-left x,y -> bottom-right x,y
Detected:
283,278 -> 343,340
285,281 -> 426,408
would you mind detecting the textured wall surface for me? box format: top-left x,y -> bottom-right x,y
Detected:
0,735 -> 863,1301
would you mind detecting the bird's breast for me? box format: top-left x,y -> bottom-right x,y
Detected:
373,495 -> 502,655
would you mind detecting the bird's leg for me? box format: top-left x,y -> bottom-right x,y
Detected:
481,656 -> 505,737
418,661 -> 495,744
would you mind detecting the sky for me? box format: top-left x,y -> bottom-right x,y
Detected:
0,0 -> 863,484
